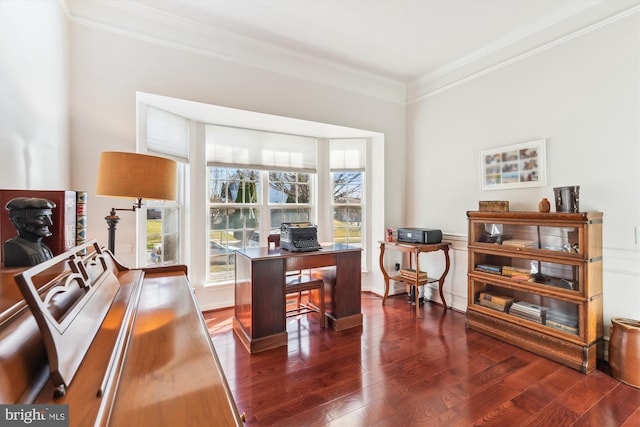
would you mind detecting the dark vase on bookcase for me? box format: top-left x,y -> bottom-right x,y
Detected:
466,211 -> 603,373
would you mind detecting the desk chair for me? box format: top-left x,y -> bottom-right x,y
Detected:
268,234 -> 325,328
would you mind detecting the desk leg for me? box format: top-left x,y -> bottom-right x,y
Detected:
438,246 -> 451,310
379,243 -> 390,305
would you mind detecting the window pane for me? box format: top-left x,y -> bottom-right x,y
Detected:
269,171 -> 282,181
145,206 -> 180,267
333,171 -> 362,204
271,208 -> 310,227
333,205 -> 362,245
298,183 -> 309,203
238,169 -> 259,203
270,209 -> 284,228
244,229 -> 260,247
227,181 -> 240,203
228,208 -> 243,228
334,207 -> 361,225
209,168 -> 260,204
269,171 -> 305,203
163,207 -> 179,234
210,208 -> 227,230
163,234 -> 178,262
243,207 -> 259,228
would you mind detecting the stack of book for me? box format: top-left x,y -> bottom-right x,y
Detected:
501,266 -> 531,280
400,268 -> 427,283
546,309 -> 579,335
477,292 -> 514,312
509,301 -> 548,324
501,239 -> 537,248
475,264 -> 502,274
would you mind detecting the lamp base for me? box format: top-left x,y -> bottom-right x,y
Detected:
105,210 -> 120,254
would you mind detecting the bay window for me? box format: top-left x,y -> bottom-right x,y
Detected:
140,101 -> 372,290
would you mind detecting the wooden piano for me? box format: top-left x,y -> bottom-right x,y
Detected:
0,240 -> 244,426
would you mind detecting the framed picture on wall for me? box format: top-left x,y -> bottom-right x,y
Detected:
481,139 -> 546,190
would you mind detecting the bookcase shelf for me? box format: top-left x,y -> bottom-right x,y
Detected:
466,211 -> 603,373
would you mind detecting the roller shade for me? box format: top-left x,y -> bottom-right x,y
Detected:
206,125 -> 317,172
147,106 -> 189,162
330,138 -> 366,171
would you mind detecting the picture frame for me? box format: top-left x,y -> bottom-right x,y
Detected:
481,139 -> 546,190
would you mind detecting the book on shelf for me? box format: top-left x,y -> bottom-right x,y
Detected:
501,239 -> 537,248
401,268 -> 426,275
400,268 -> 427,281
509,301 -> 548,324
546,309 -> 578,328
501,266 -> 531,280
479,292 -> 514,306
475,264 -> 502,274
545,277 -> 577,290
478,292 -> 514,312
478,298 -> 512,312
546,319 -> 579,334
511,301 -> 548,314
76,191 -> 88,255
510,311 -> 546,324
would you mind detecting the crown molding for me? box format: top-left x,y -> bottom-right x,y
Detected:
407,1 -> 640,103
63,0 -> 406,105
63,0 -> 638,106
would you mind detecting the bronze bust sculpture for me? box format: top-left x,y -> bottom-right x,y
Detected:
4,197 -> 56,267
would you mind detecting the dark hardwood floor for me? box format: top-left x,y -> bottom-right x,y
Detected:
204,293 -> 640,426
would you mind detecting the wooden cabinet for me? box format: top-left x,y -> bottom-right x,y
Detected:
466,211 -> 603,373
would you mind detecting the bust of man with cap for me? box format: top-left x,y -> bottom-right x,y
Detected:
4,197 -> 56,267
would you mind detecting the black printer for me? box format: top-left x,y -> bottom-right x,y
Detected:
280,222 -> 322,252
397,228 -> 442,244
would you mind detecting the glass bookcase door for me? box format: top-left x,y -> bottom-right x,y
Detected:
471,221 -> 583,256
471,250 -> 582,293
470,280 -> 581,337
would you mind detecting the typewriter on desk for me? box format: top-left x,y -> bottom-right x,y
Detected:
280,222 -> 322,252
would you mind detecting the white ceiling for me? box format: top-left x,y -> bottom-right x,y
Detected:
124,0 -> 594,82
64,0 -> 638,103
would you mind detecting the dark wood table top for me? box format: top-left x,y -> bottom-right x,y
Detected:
235,243 -> 361,260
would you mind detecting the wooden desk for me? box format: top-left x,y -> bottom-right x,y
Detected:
379,240 -> 451,312
233,244 -> 362,354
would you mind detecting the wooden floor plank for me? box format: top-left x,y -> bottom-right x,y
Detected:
205,293 -> 639,426
572,383 -> 640,427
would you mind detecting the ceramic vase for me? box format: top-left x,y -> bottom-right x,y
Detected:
538,198 -> 551,213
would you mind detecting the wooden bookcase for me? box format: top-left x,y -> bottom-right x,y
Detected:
466,211 -> 603,373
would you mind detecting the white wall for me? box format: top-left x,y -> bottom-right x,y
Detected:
67,21 -> 406,286
0,0 -> 69,189
406,13 -> 640,334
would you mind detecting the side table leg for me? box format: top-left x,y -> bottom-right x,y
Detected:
438,246 -> 451,310
415,251 -> 422,318
379,243 -> 390,305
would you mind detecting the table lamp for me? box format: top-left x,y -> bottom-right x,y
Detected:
96,151 -> 177,254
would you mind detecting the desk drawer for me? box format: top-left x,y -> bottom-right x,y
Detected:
286,253 -> 336,270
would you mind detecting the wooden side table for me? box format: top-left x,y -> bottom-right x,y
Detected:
379,240 -> 451,313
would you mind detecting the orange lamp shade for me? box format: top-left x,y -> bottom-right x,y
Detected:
96,152 -> 177,201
